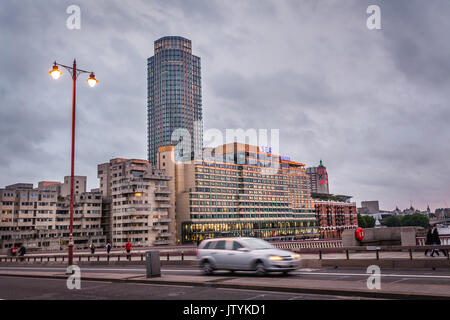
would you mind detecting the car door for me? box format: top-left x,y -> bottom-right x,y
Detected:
210,240 -> 229,270
227,240 -> 253,270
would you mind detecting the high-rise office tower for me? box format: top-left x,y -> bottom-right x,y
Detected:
147,36 -> 203,166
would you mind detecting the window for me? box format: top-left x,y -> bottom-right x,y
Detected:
213,240 -> 226,250
232,241 -> 244,250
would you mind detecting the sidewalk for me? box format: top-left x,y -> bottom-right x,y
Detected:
1,269 -> 449,300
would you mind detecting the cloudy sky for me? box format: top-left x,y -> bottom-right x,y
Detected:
1,0 -> 449,211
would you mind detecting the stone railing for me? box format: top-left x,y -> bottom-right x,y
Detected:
416,235 -> 450,246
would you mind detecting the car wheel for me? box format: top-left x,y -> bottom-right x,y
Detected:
202,261 -> 214,275
255,262 -> 266,276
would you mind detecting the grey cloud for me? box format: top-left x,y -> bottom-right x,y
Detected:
0,0 -> 449,211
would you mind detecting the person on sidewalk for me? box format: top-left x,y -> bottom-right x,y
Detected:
106,242 -> 112,254
89,242 -> 96,255
125,241 -> 132,260
431,226 -> 447,257
424,226 -> 433,256
18,244 -> 26,261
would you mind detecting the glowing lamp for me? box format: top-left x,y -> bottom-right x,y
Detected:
49,64 -> 62,80
86,72 -> 98,87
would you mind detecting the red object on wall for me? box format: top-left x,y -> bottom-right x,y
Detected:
355,227 -> 365,241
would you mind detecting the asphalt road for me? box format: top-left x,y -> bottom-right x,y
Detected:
0,275 -> 376,300
1,265 -> 450,286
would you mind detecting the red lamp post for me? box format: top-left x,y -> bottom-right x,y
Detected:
49,60 -> 97,266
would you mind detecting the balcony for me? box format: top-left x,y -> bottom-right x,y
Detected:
155,187 -> 171,195
153,239 -> 172,245
153,225 -> 169,231
155,196 -> 170,202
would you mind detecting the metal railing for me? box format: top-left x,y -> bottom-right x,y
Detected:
1,245 -> 449,264
292,245 -> 450,261
0,250 -> 196,264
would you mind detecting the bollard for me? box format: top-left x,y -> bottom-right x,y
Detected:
181,251 -> 184,261
409,249 -> 413,260
167,253 -> 169,261
97,256 -> 100,262
48,257 -> 50,262
346,250 -> 349,260
107,255 -> 110,262
62,256 -> 64,262
376,250 -> 380,260
145,251 -> 161,278
319,250 -> 322,260
141,254 -> 144,261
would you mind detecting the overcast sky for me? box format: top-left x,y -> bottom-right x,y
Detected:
1,0 -> 449,211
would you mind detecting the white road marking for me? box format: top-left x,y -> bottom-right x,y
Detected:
389,278 -> 409,284
245,294 -> 266,300
1,267 -> 450,280
294,271 -> 450,279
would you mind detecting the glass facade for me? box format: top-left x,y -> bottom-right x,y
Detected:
181,145 -> 319,243
147,36 -> 203,165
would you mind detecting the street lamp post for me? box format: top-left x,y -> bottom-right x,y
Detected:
49,59 -> 97,266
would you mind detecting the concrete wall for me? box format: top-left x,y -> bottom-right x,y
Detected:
342,227 -> 422,246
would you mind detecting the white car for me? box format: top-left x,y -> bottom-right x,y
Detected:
196,237 -> 301,275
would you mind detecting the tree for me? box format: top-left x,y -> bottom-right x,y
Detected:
401,213 -> 429,228
383,213 -> 429,228
384,216 -> 401,227
357,214 -> 376,228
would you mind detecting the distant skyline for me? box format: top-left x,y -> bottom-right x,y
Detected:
0,1 -> 449,211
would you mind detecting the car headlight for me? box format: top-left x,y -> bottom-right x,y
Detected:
291,254 -> 301,260
269,255 -> 283,261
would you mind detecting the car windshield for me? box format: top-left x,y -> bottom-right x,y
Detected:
243,238 -> 274,250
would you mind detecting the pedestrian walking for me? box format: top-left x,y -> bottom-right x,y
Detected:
125,241 -> 132,260
431,226 -> 447,257
18,245 -> 26,262
106,242 -> 112,254
424,226 -> 433,256
89,242 -> 96,255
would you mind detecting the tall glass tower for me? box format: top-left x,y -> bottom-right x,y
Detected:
147,36 -> 203,165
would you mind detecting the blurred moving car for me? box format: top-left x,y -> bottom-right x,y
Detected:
196,237 -> 301,275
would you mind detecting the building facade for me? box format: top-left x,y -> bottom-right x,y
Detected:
306,160 -> 329,194
158,143 -> 319,244
312,194 -> 358,239
97,158 -> 175,247
147,36 -> 203,166
0,179 -> 105,252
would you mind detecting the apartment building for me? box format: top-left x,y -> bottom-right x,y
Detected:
97,158 -> 175,247
0,178 -> 104,252
158,143 -> 319,244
